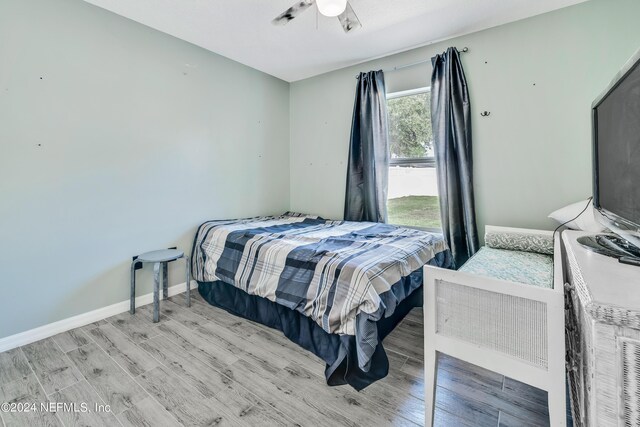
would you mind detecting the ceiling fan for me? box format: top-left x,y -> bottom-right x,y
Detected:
272,0 -> 362,33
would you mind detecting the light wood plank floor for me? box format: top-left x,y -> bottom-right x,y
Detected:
0,291 -> 551,426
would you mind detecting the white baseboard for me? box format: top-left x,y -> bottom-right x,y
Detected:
0,280 -> 198,353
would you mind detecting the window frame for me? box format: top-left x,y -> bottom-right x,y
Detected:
386,86 -> 442,233
386,86 -> 435,167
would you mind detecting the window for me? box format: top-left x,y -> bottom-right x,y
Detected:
386,87 -> 441,230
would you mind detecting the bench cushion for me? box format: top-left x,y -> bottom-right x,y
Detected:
485,230 -> 554,255
459,247 -> 554,288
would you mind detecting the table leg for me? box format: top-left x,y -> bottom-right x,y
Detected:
162,262 -> 168,300
185,256 -> 191,308
153,262 -> 160,323
130,261 -> 136,314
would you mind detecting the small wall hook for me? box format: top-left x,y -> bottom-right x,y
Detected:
480,111 -> 491,117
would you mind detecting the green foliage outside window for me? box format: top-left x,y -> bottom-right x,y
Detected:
387,91 -> 433,158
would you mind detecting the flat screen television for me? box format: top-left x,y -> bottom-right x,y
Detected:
589,47 -> 640,258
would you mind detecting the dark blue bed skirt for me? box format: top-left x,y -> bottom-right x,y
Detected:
197,269 -> 426,390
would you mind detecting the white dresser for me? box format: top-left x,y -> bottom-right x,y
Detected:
563,231 -> 640,427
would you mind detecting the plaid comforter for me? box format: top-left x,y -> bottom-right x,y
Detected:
192,213 -> 448,369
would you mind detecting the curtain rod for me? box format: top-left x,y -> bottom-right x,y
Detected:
354,47 -> 469,79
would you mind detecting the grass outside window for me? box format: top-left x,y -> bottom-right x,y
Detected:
387,195 -> 442,230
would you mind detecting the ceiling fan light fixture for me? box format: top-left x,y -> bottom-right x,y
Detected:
316,0 -> 347,17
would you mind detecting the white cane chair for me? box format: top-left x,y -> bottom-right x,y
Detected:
423,227 -> 566,426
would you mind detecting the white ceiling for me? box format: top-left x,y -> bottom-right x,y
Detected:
83,0 -> 588,82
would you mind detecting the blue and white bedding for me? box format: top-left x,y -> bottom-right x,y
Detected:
192,213 -> 450,372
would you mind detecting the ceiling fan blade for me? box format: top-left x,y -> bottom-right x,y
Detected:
337,2 -> 362,33
272,0 -> 314,26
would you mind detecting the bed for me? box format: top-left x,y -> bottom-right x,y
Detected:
191,212 -> 452,390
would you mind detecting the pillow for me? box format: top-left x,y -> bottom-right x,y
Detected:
485,231 -> 554,255
548,199 -> 607,232
282,212 -> 321,219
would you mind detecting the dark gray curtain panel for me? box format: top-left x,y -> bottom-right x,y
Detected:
431,48 -> 479,268
344,70 -> 390,223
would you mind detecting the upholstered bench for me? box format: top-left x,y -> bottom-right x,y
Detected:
459,227 -> 555,289
423,226 -> 566,426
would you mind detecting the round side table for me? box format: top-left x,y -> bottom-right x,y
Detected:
130,249 -> 191,322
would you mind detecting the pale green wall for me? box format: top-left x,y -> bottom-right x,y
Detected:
0,0 -> 290,338
290,0 -> 640,237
